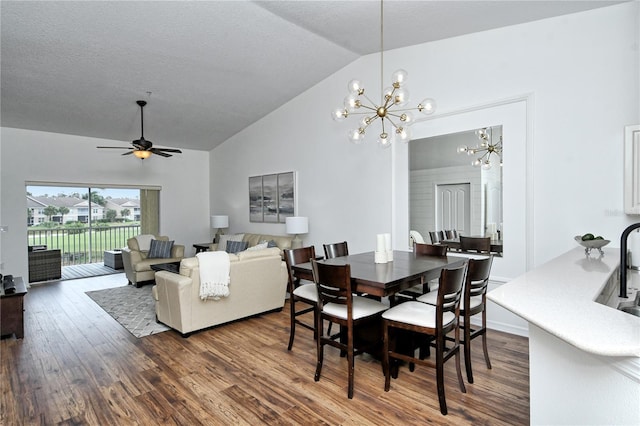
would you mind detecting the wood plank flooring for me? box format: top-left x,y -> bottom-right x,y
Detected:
1,273 -> 530,425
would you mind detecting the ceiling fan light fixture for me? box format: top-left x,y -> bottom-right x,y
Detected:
133,150 -> 151,160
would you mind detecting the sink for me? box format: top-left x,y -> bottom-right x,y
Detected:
620,305 -> 640,317
617,291 -> 640,317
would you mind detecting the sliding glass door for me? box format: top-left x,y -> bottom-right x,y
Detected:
26,184 -> 158,277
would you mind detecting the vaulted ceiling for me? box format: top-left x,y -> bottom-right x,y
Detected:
1,1 -> 624,151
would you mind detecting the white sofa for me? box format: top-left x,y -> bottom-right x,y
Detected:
210,232 -> 294,252
152,247 -> 288,336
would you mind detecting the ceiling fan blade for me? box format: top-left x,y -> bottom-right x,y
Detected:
154,148 -> 182,153
122,151 -> 134,156
150,149 -> 172,157
97,146 -> 134,149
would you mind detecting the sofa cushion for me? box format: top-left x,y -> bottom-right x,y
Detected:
148,239 -> 174,258
226,240 -> 248,254
237,247 -> 281,261
247,242 -> 269,251
135,234 -> 155,251
218,234 -> 245,251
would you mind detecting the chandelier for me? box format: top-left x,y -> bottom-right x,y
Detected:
456,127 -> 503,170
331,0 -> 436,147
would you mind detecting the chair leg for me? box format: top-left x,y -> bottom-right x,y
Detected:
454,344 -> 467,394
287,297 -> 296,351
347,328 -> 354,399
464,316 -> 474,383
482,311 -> 492,370
435,337 -> 448,415
314,317 -> 324,382
383,323 -> 391,391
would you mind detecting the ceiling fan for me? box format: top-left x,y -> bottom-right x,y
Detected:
97,100 -> 182,159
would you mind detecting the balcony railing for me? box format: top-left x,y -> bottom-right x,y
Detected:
27,224 -> 140,266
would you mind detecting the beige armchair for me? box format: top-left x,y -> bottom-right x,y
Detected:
122,235 -> 185,287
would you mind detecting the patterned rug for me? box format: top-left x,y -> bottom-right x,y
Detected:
85,284 -> 170,338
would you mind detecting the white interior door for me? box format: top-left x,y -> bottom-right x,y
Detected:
436,183 -> 471,235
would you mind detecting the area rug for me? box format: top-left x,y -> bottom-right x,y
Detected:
85,284 -> 170,338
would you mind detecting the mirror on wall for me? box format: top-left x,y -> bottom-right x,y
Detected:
409,125 -> 503,253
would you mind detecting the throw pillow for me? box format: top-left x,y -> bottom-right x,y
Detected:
217,234 -> 245,251
267,240 -> 278,248
148,239 -> 174,258
226,240 -> 248,254
247,241 -> 269,251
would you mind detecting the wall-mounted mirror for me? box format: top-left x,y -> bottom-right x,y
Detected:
409,125 -> 503,254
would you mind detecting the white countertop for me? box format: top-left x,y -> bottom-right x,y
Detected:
488,247 -> 640,357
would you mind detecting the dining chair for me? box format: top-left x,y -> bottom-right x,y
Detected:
323,241 -> 349,259
409,230 -> 426,246
284,246 -> 320,351
397,243 -> 448,301
428,231 -> 441,244
382,264 -> 467,415
417,256 -> 493,383
310,259 -> 388,399
460,236 -> 491,253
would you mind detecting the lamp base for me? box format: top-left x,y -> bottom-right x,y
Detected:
214,230 -> 225,244
291,235 -> 303,249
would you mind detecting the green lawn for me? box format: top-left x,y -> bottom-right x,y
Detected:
28,223 -> 140,261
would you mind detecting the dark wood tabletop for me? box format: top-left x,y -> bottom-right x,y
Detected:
291,250 -> 467,298
441,237 -> 503,254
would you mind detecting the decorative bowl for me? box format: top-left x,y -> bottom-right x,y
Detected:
574,236 -> 610,255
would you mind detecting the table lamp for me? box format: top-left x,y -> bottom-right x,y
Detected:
210,215 -> 229,243
286,216 -> 308,249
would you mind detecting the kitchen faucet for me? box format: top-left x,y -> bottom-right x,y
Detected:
619,222 -> 640,298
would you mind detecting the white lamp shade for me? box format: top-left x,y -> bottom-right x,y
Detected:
210,215 -> 229,229
286,216 -> 308,234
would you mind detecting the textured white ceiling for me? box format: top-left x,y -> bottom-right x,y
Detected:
0,0 -> 625,152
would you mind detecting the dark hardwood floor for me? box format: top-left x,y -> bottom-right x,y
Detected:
1,273 -> 530,425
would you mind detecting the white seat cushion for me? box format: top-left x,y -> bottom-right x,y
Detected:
323,296 -> 387,320
382,301 -> 455,328
293,283 -> 318,302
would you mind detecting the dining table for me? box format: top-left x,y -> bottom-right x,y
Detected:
291,250 -> 468,300
440,237 -> 503,254
291,250 -> 468,359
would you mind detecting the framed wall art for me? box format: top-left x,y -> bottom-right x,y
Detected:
249,171 -> 296,223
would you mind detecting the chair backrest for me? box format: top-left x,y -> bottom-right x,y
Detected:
409,230 -> 426,245
323,241 -> 349,259
446,230 -> 458,239
464,256 -> 493,314
438,230 -> 446,241
428,231 -> 441,244
311,260 -> 353,319
436,265 -> 467,329
284,246 -> 316,293
460,236 -> 491,253
413,243 -> 447,257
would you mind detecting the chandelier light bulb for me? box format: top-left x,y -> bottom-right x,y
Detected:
418,98 -> 437,115
397,126 -> 411,142
472,158 -> 482,167
332,108 -> 348,122
378,132 -> 392,148
482,161 -> 493,170
400,111 -> 414,125
348,79 -> 363,94
348,128 -> 365,144
457,145 -> 468,154
344,94 -> 360,112
392,69 -> 408,86
394,88 -> 409,106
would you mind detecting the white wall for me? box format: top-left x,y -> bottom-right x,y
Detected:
213,3 -> 638,268
210,3 -> 638,335
0,128 -> 210,281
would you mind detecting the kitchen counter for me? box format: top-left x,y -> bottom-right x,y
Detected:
488,247 -> 640,425
488,246 -> 640,357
